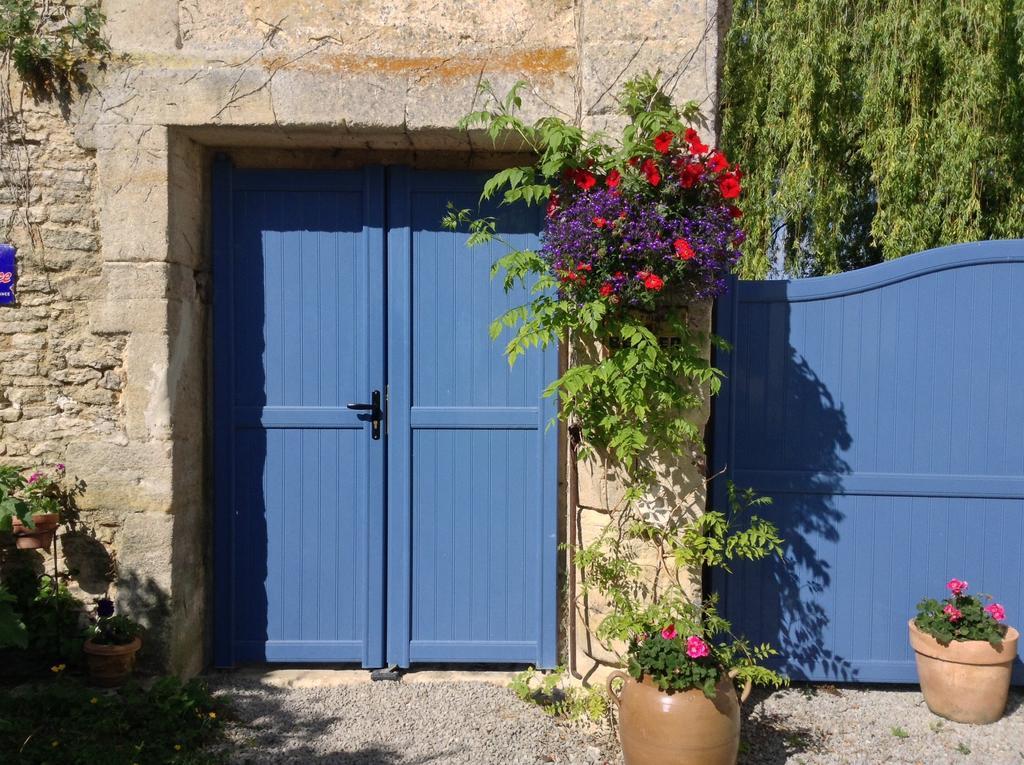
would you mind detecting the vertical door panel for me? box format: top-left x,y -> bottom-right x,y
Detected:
387,169 -> 558,667
214,163 -> 385,667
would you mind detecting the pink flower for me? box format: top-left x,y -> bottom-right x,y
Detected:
686,636 -> 711,659
661,624 -> 677,640
943,604 -> 963,622
27,472 -> 41,484
985,603 -> 1006,622
946,579 -> 968,596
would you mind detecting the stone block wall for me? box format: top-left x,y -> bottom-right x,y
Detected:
1,0 -> 723,675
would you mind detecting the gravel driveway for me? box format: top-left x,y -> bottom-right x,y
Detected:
210,675 -> 1024,765
210,675 -> 617,764
740,685 -> 1024,764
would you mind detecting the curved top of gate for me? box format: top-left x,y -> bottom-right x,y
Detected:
738,239 -> 1024,302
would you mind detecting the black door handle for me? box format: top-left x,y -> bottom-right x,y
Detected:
347,390 -> 382,440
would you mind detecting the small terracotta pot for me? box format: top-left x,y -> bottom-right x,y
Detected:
908,618 -> 1019,724
10,513 -> 59,550
83,636 -> 142,687
607,670 -> 752,765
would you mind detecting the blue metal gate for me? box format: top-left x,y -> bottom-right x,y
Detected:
212,160 -> 557,668
713,240 -> 1024,683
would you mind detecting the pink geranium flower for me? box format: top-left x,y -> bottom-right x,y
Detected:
686,636 -> 711,659
27,472 -> 41,484
984,603 -> 1006,622
661,624 -> 677,640
943,604 -> 963,622
946,578 -> 968,596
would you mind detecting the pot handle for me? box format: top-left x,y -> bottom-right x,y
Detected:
606,670 -> 630,706
728,669 -> 753,704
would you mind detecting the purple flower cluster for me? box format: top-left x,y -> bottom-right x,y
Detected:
541,187 -> 743,307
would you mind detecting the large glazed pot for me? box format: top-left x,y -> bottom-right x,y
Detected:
908,618 -> 1019,724
10,513 -> 59,550
83,636 -> 142,687
607,670 -> 751,765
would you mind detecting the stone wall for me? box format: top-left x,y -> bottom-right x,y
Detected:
0,79 -> 129,600
0,0 -> 722,675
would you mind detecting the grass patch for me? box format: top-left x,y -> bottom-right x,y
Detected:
0,675 -> 225,764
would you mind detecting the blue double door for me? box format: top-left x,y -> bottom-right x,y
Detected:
212,161 -> 557,668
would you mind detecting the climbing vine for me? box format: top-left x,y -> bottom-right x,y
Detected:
446,75 -> 785,693
0,0 -> 110,240
720,0 -> 1024,277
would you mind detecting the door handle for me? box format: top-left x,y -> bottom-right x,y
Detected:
347,390 -> 382,440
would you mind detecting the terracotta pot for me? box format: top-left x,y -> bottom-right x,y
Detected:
607,670 -> 751,765
83,636 -> 142,687
10,513 -> 59,550
908,618 -> 1019,724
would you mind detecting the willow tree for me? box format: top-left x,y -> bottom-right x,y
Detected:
720,0 -> 1024,277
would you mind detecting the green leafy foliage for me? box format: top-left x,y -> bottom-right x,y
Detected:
915,593 -> 1006,645
0,0 -> 110,93
578,484 -> 786,697
0,585 -> 27,649
450,74 -> 784,700
0,465 -> 33,531
445,75 -> 727,478
6,573 -> 86,663
0,676 -> 224,764
721,0 -> 1024,277
509,666 -> 609,723
89,614 -> 141,646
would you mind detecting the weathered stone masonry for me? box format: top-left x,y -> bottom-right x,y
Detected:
1,0 -> 721,675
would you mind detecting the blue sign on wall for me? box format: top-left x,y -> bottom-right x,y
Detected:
0,244 -> 15,305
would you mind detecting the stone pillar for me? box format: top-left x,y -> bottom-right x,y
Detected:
569,302 -> 714,684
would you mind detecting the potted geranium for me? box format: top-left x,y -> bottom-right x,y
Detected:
606,609 -> 780,765
83,598 -> 143,687
0,464 -> 65,550
909,578 -> 1019,724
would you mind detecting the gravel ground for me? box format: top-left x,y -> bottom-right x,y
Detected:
739,685 -> 1024,765
210,676 -> 618,765
210,677 -> 1024,765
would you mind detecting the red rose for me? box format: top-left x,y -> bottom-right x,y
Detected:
653,131 -> 675,154
592,216 -> 607,228
641,158 -> 661,186
678,162 -> 703,189
719,175 -> 741,199
627,156 -> 641,167
684,128 -> 708,154
673,238 -> 695,260
643,273 -> 664,291
577,262 -> 592,272
546,192 -> 560,218
599,283 -> 614,297
606,169 -> 621,188
706,151 -> 729,173
574,169 -> 596,190
728,205 -> 743,219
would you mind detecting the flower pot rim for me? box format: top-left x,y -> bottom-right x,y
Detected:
908,618 -> 1019,666
11,512 -> 60,527
83,636 -> 142,656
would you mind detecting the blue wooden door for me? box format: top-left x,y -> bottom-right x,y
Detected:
213,162 -> 557,668
386,169 -> 558,667
713,240 -> 1024,683
213,162 -> 386,666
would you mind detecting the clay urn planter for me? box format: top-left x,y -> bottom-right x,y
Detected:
83,636 -> 142,687
908,619 -> 1019,724
10,513 -> 59,550
607,670 -> 751,765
